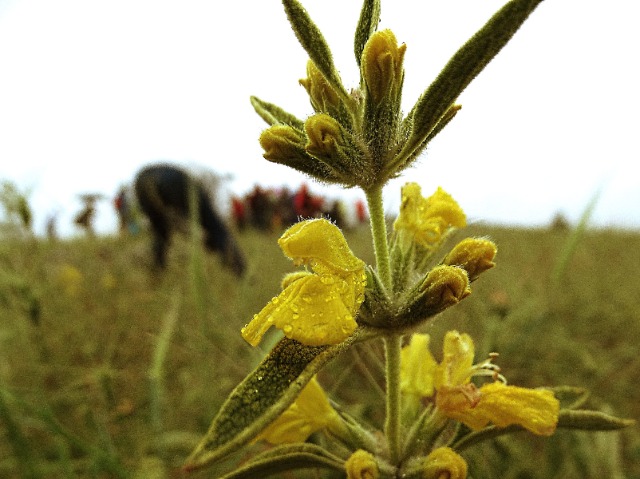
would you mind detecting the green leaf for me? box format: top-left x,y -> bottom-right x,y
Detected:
183,330 -> 367,472
354,0 -> 381,67
557,409 -> 635,431
250,96 -> 305,129
281,0 -> 350,101
398,0 -> 545,164
452,409 -> 634,452
219,443 -> 345,479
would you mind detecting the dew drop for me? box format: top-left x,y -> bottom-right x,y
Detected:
283,324 -> 293,333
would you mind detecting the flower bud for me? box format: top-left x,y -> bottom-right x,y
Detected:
420,265 -> 471,311
259,125 -> 339,182
395,265 -> 470,328
345,449 -> 379,479
299,60 -> 341,113
444,237 -> 497,281
304,113 -> 344,160
259,125 -> 307,163
361,29 -> 406,106
304,114 -> 367,186
422,447 -> 468,479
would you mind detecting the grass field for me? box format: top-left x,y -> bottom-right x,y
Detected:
1,222 -> 639,478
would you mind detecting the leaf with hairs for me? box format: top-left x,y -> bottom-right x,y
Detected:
219,443 -> 345,479
183,329 -> 371,472
281,0 -> 350,102
250,96 -> 305,129
354,0 -> 381,67
396,0 -> 545,168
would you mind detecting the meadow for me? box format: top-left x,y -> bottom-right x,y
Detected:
1,221 -> 639,478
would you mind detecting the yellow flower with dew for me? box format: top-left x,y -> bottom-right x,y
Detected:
394,183 -> 466,249
254,376 -> 344,445
241,218 -> 366,347
401,331 -> 560,436
345,449 -> 379,479
422,447 -> 468,479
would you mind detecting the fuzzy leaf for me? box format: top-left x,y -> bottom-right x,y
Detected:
399,0 -> 544,163
281,0 -> 349,101
557,409 -> 635,431
452,408 -> 634,452
250,96 -> 305,129
219,443 -> 345,479
354,0 -> 381,67
183,331 -> 367,472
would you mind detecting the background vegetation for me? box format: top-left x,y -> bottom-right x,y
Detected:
1,220 -> 638,478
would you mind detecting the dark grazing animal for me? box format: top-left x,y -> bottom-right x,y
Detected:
134,163 -> 246,276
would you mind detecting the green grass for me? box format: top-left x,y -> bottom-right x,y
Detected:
1,223 -> 638,478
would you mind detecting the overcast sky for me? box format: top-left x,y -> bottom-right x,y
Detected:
0,0 -> 638,236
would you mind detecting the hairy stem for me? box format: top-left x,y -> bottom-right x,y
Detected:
365,184 -> 391,290
383,334 -> 403,464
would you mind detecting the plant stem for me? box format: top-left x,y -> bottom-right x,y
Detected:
365,184 -> 402,464
365,184 -> 391,291
384,334 -> 402,464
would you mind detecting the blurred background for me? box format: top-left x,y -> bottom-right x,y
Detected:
1,0 -> 638,236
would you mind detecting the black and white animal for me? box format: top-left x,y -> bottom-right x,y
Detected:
134,163 -> 246,276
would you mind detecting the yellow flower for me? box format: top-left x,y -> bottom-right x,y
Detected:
241,219 -> 366,347
436,381 -> 559,436
401,331 -> 560,436
393,183 -> 466,249
422,447 -> 468,479
254,377 -> 343,445
345,449 -> 379,479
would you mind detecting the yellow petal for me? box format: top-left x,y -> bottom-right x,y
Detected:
279,218 -> 365,275
242,274 -> 358,346
394,184 -> 466,249
436,382 -> 560,436
434,330 -> 475,388
255,377 -> 339,445
400,333 -> 438,397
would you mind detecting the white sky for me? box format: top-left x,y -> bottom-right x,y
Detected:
0,0 -> 638,236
